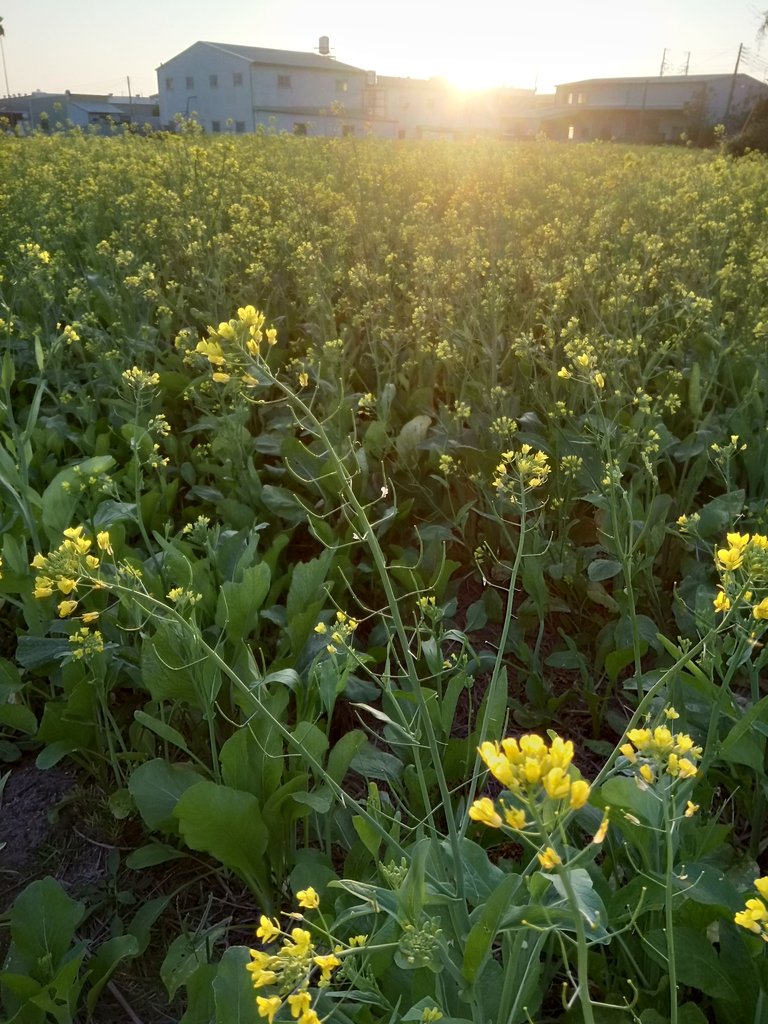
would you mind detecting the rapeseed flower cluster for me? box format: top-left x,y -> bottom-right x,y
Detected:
470,733 -> 590,836
314,610 -> 358,655
31,526 -> 110,611
734,877 -> 768,942
31,527 -> 115,658
195,304 -> 278,388
491,444 -> 550,506
619,708 -> 701,784
246,888 -> 364,1023
713,531 -> 768,617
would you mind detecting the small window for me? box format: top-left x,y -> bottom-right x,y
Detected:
293,122 -> 308,136
233,72 -> 243,86
568,125 -> 575,140
567,92 -> 573,105
165,77 -> 174,91
235,120 -> 246,133
211,120 -> 221,132
209,74 -> 218,88
185,76 -> 194,90
278,74 -> 291,88
577,92 -> 586,104
342,124 -> 354,136
335,79 -> 348,93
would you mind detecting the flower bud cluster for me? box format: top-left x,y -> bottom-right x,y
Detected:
619,709 -> 701,784
491,444 -> 551,506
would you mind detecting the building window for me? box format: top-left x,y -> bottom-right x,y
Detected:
568,125 -> 575,140
211,120 -> 221,132
186,76 -> 194,90
278,74 -> 292,88
567,92 -> 573,105
165,77 -> 174,91
342,124 -> 354,136
293,122 -> 308,136
209,74 -> 218,88
235,120 -> 246,133
577,92 -> 586,104
233,72 -> 243,86
335,79 -> 348,93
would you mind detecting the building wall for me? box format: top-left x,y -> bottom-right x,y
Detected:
158,41 -> 373,136
551,75 -> 768,142
158,42 -> 254,130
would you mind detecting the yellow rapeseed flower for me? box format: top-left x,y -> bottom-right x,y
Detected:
468,798 -> 503,828
256,915 -> 281,943
256,995 -> 282,1023
537,847 -> 562,870
296,887 -> 320,909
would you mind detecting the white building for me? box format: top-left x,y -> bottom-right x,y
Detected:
157,39 -> 395,137
548,73 -> 768,143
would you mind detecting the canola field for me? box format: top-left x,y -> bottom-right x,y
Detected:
1,130 -> 768,1023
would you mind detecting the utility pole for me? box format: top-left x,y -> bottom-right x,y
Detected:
126,75 -> 134,123
683,51 -> 690,76
724,43 -> 743,124
659,48 -> 668,76
0,17 -> 10,98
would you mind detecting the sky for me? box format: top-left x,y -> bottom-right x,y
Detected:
1,0 -> 766,98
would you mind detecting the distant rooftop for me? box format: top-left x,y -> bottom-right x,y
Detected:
556,72 -> 763,88
163,41 -> 366,76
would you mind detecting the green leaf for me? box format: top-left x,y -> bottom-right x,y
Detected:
463,872 -> 523,982
396,414 -> 431,461
216,561 -> 271,642
597,775 -> 662,828
260,484 -> 306,524
550,868 -> 610,943
128,759 -> 206,833
41,455 -> 116,536
161,929 -> 225,1001
85,935 -> 140,1013
213,946 -> 260,1024
350,741 -> 403,782
173,781 -> 269,881
133,709 -> 194,757
588,558 -> 622,582
10,876 -> 85,970
125,842 -> 188,869
645,927 -> 739,1001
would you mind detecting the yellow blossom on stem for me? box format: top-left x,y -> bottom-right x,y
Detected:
296,887 -> 320,909
537,847 -> 562,870
256,915 -> 281,943
468,797 -> 502,828
287,992 -> 312,1019
256,995 -> 282,1023
313,952 -> 341,982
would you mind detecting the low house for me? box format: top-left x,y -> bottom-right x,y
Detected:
548,73 -> 768,143
157,39 -> 395,137
0,91 -> 159,132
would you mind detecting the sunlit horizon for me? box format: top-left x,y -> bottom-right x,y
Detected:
0,0 -> 765,99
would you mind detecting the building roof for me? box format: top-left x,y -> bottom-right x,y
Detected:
555,73 -> 766,89
70,100 -> 124,115
166,41 -> 366,75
